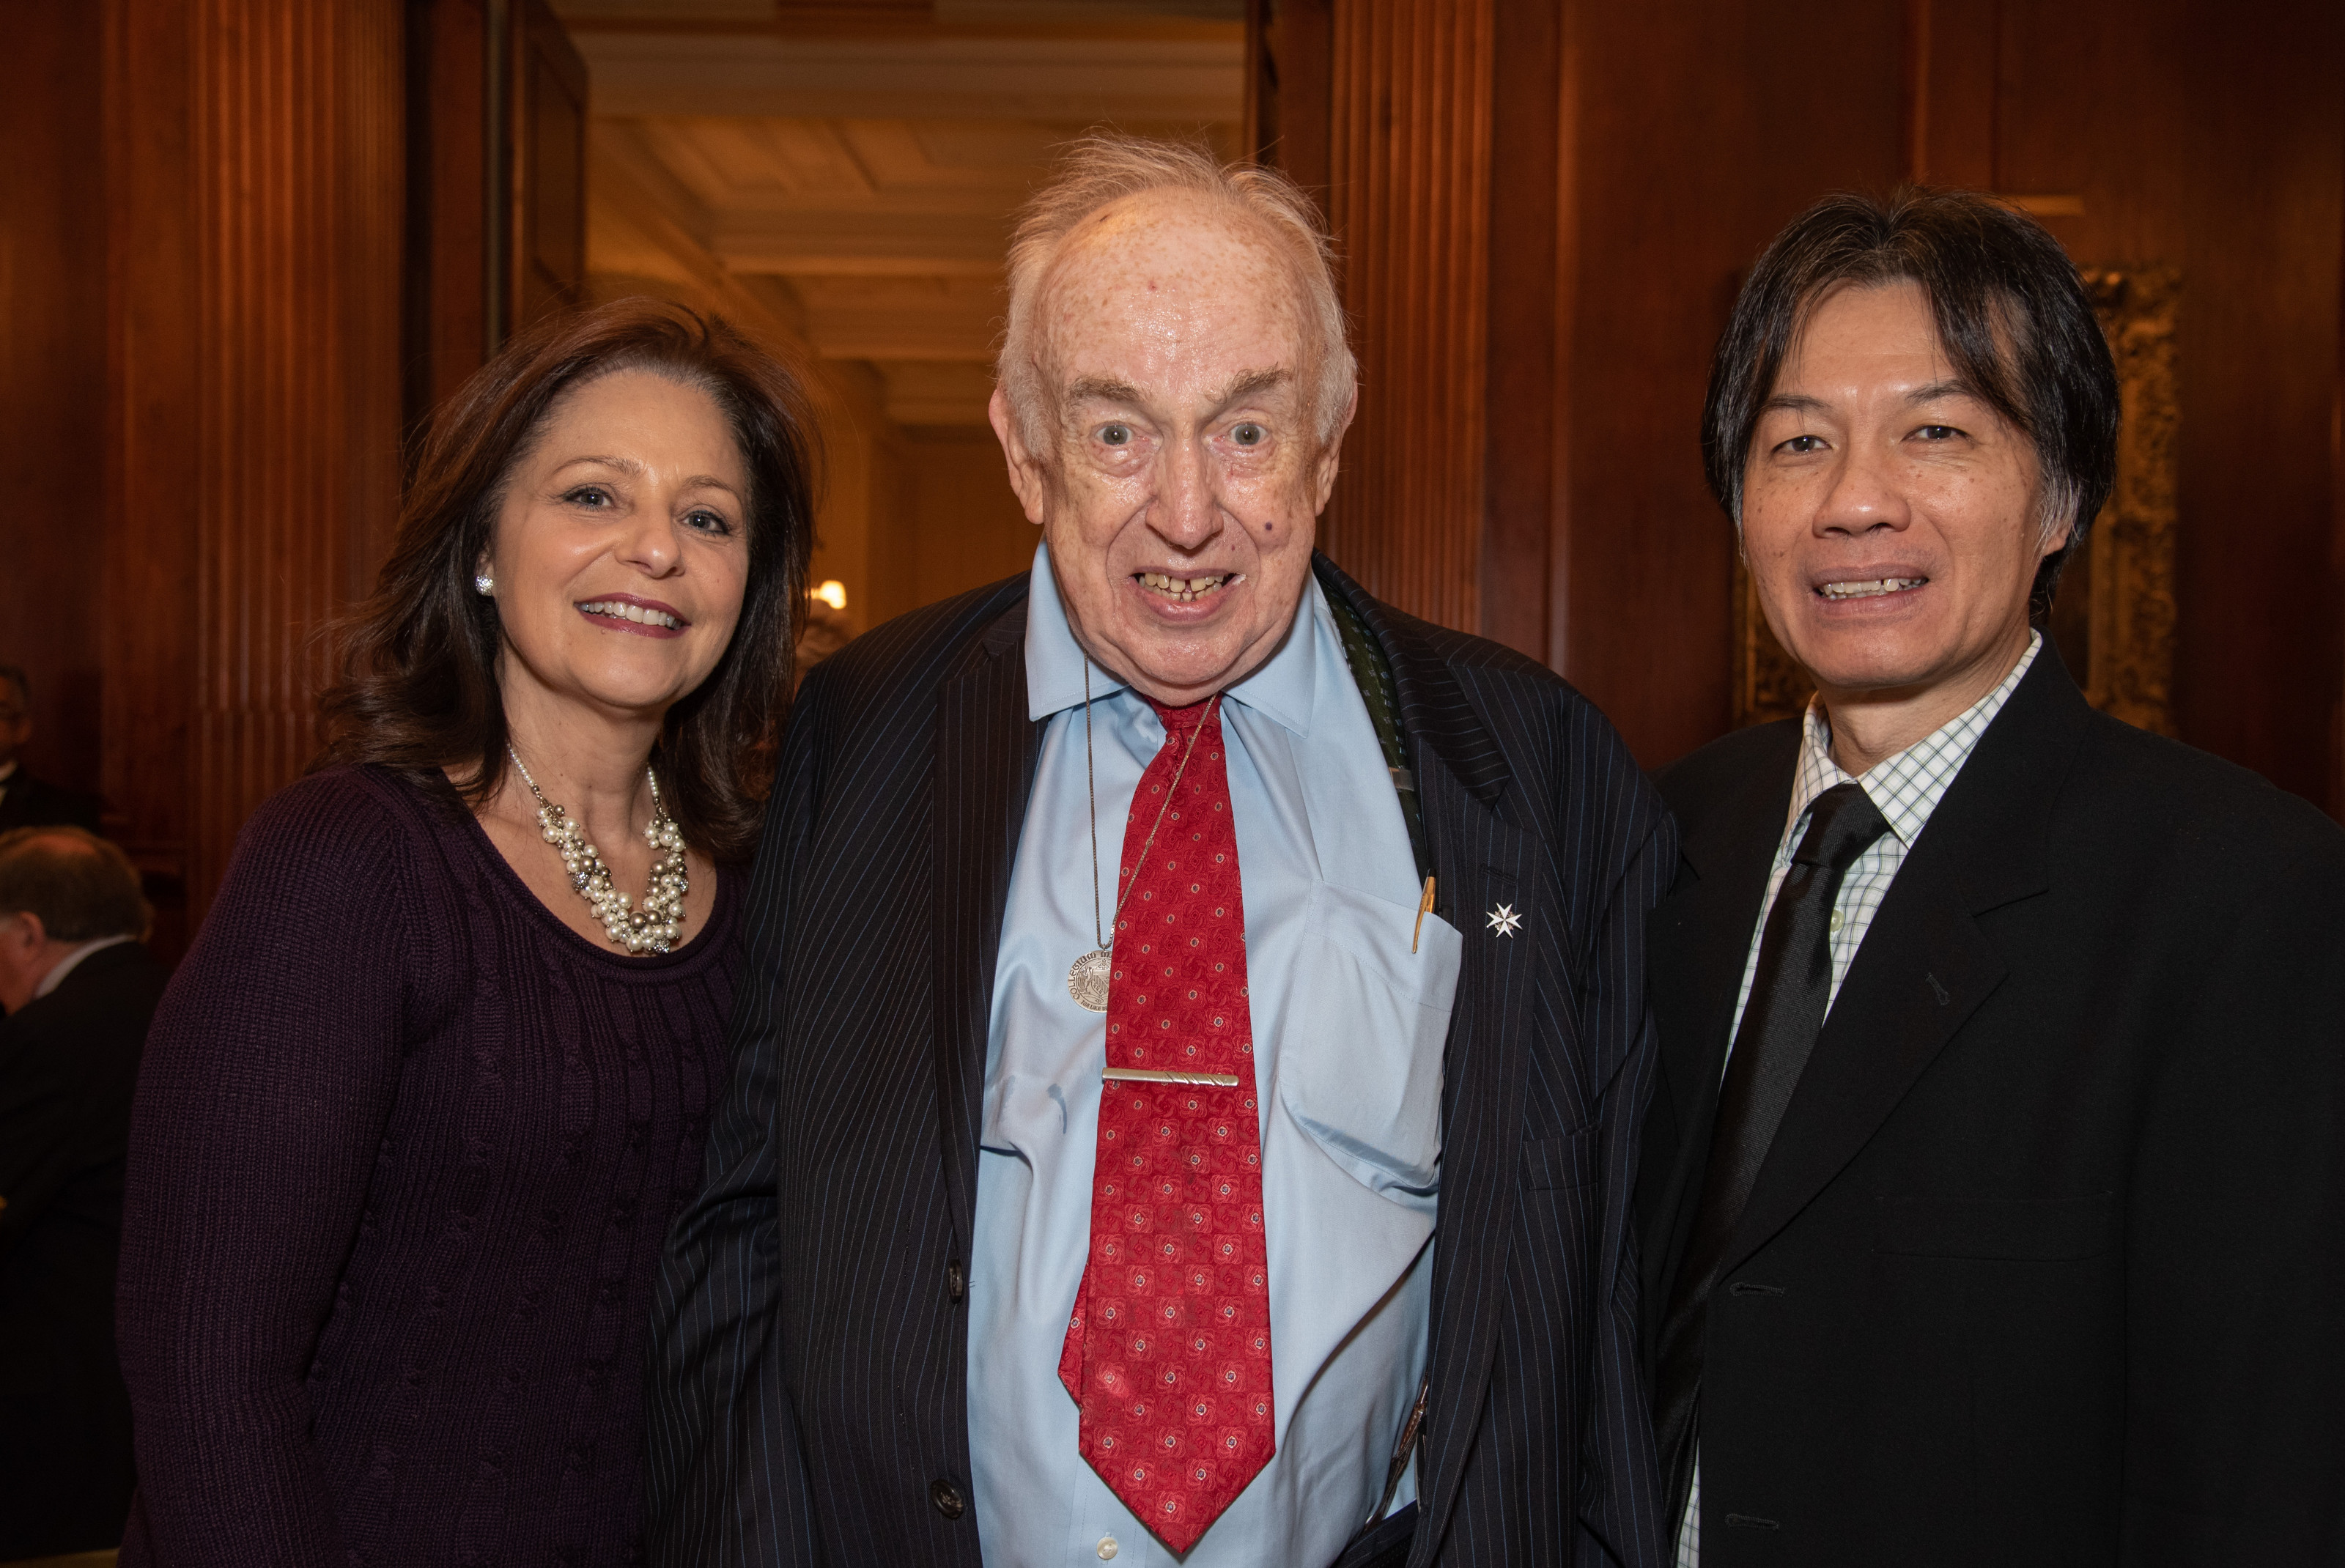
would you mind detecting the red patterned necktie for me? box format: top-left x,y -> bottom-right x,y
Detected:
1058,695 -> 1274,1551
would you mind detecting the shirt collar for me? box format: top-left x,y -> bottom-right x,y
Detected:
34,933 -> 137,1001
1787,630 -> 2043,851
1022,540 -> 1320,736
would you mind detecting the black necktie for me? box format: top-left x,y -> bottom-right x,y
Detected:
1652,780 -> 1891,1517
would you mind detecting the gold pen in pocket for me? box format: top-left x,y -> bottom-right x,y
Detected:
1412,875 -> 1436,953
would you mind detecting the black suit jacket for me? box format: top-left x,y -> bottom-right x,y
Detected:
0,770 -> 104,835
649,557 -> 1678,1567
0,939 -> 167,1557
1636,646 -> 2345,1567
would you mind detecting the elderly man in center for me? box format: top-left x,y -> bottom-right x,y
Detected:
648,136 -> 1675,1568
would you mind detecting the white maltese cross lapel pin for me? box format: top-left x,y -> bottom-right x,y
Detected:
1485,903 -> 1524,938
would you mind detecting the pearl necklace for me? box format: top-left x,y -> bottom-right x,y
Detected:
506,744 -> 690,954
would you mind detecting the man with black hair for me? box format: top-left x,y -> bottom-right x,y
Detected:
0,666 -> 103,835
1638,190 -> 2345,1566
0,825 -> 165,1557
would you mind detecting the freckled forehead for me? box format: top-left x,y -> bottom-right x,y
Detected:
1036,190 -> 1312,385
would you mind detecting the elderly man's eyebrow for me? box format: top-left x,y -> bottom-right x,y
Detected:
1208,368 -> 1290,407
1066,377 -> 1146,405
1758,393 -> 1830,416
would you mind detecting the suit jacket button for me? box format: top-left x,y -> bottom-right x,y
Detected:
931,1479 -> 966,1519
947,1260 -> 966,1302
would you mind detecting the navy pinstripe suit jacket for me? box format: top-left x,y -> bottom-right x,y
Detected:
646,555 -> 1677,1568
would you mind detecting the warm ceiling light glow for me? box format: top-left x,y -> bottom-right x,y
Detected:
812,580 -> 848,610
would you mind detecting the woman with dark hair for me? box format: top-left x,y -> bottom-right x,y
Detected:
115,297 -> 815,1565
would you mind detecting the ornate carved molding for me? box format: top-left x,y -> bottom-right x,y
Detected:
2072,267 -> 2181,736
1729,553 -> 1812,731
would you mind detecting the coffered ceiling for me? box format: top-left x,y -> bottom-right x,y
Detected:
559,0 -> 1244,426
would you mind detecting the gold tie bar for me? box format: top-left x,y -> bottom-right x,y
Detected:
1101,1068 -> 1243,1087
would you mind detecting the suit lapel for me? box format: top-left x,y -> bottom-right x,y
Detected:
1312,558 -> 1532,1558
1719,649 -> 2087,1275
1718,858 -> 2006,1274
1412,785 -> 1539,1557
930,600 -> 1038,1249
1643,730 -> 1797,1305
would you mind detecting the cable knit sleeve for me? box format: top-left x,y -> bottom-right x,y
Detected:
117,769 -> 443,1565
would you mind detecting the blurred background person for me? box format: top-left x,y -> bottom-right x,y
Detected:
114,299 -> 815,1567
0,667 -> 102,839
0,826 -> 163,1560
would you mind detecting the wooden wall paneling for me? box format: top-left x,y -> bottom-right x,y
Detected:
1903,0 -> 2000,189
106,0 -> 408,941
1554,0 -> 1907,767
1,0 -> 108,799
404,0 -> 595,437
1321,0 -> 1494,634
188,0 -> 406,918
1478,0 -> 1562,662
1242,0 -> 1269,161
1981,0 -> 2344,816
2152,0 -> 2342,817
1259,0 -> 2344,807
1250,0 -> 1332,188
404,0 -> 494,431
511,0 -> 588,332
862,414 -> 920,632
103,0 -> 204,955
799,358 -> 890,636
344,1 -> 411,593
896,429 -> 1036,618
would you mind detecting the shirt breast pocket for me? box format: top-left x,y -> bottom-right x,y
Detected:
1274,879 -> 1463,1201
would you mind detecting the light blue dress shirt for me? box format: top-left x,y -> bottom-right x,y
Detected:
970,544 -> 1464,1567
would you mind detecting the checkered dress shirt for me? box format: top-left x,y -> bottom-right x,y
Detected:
1676,632 -> 2042,1567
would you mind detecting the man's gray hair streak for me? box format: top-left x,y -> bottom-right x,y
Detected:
995,134 -> 1356,454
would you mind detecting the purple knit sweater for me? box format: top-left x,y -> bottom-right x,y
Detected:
117,765 -> 742,1567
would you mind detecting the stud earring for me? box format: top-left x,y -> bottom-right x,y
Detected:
474,574 -> 495,596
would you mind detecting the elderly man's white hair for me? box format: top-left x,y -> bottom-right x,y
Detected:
995,133 -> 1357,456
